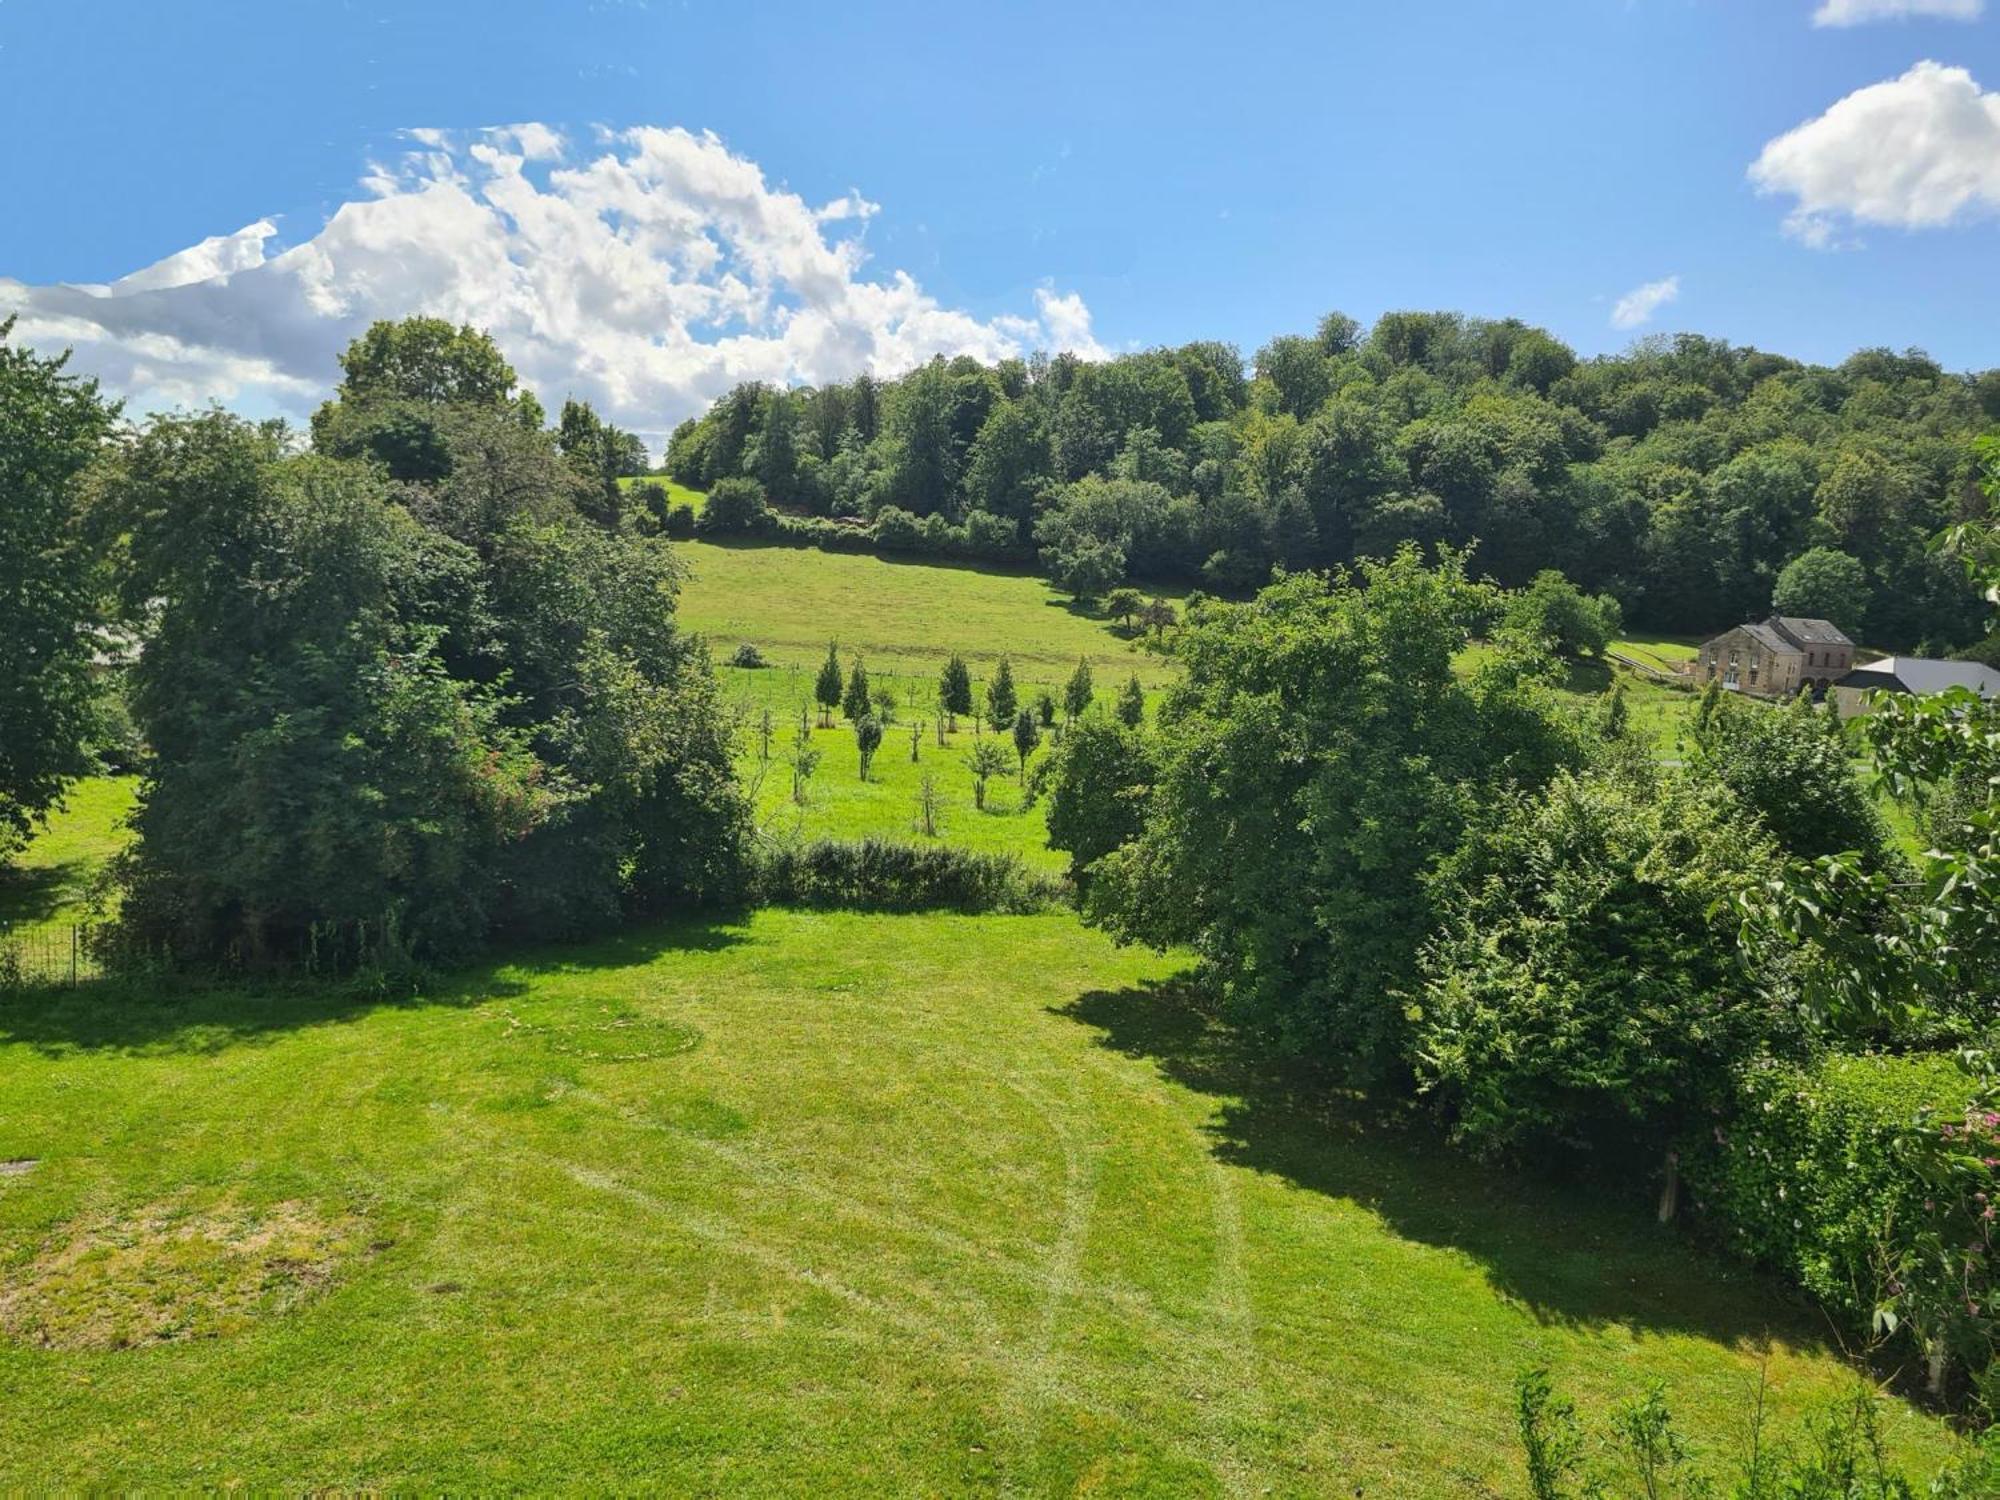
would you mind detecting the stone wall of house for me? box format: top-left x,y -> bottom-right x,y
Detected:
1697,626 -> 1852,701
1697,628 -> 1800,699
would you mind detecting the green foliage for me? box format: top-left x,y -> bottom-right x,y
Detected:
1104,586 -> 1146,631
1413,770 -> 1792,1162
985,655 -> 1018,731
1685,1053 -> 1999,1399
939,652 -> 973,725
308,317 -> 539,483
1087,548 -> 1587,1080
729,641 -> 769,669
329,317 -> 520,408
1011,708 -> 1040,779
854,714 -> 883,780
1744,447 -> 2000,1037
1774,547 -> 1872,639
0,317 -> 116,861
97,381 -> 746,967
1062,657 -> 1094,723
1116,673 -> 1146,728
1692,690 -> 1892,865
815,641 -> 844,724
1503,569 -> 1621,659
842,656 -> 872,723
750,838 -> 1063,913
1516,1368 -> 1990,1499
1044,716 -> 1156,878
667,316 -> 1991,652
697,476 -> 770,535
966,737 -> 1012,810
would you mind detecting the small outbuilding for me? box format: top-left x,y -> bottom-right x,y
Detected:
1695,616 -> 1854,701
1832,656 -> 2000,718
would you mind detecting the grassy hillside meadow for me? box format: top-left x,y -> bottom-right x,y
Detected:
674,538 -> 1180,685
618,473 -> 708,513
0,543 -> 1963,1490
0,907 -> 1955,1491
0,777 -> 137,939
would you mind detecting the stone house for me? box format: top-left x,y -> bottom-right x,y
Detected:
1695,616 -> 1854,701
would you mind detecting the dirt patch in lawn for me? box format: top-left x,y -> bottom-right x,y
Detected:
0,1196 -> 367,1351
499,1006 -> 700,1063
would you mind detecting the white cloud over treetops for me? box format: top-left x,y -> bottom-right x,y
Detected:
0,125 -> 1107,449
1811,0 -> 1983,27
1610,275 -> 1681,330
1749,62 -> 2000,247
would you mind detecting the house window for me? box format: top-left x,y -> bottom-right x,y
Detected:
1749,657 -> 1759,686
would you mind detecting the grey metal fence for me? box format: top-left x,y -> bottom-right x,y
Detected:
0,923 -> 106,988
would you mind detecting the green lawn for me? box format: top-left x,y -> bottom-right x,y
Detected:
0,905 -> 1953,1491
1611,633 -> 1703,670
675,539 -> 1177,686
620,474 -> 707,513
0,778 -> 137,939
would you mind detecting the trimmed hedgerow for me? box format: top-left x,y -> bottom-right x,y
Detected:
1686,1051 -> 1998,1400
750,837 -> 1066,914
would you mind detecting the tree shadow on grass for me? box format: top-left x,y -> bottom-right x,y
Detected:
0,913 -> 748,1060
0,860 -> 94,928
1055,977 -> 1834,1350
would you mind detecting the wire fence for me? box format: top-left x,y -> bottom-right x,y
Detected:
0,922 -> 110,989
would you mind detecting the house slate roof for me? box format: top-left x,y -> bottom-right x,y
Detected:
1835,657 -> 2000,698
1768,616 -> 1852,648
1737,622 -> 1796,655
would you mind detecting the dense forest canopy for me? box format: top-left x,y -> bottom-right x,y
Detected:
665,311 -> 2000,650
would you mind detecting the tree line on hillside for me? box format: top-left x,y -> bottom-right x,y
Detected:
1037,445 -> 2000,1413
663,313 -> 1999,650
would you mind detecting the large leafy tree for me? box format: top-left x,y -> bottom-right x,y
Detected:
1088,549 -> 1587,1081
1771,546 -> 1871,638
101,413 -> 547,963
310,317 -> 542,482
0,319 -> 116,859
101,328 -> 746,967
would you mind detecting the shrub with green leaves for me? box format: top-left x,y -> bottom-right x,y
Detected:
1692,689 -> 1892,866
1413,769 -> 1794,1167
750,838 -> 1064,914
1044,716 -> 1156,878
99,364 -> 747,967
694,476 -> 769,535
1515,1366 -> 1996,1499
1685,1052 -> 1999,1402
0,318 -> 116,862
1500,569 -> 1621,659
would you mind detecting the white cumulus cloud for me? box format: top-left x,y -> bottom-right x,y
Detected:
1749,61 -> 2000,247
1610,275 -> 1681,330
1811,0 -> 1983,26
0,125 -> 1106,450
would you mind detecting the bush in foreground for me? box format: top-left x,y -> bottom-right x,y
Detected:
1686,1052 -> 1998,1404
1516,1366 -> 1995,1498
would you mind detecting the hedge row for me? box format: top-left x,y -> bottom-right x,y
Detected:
1688,1051 -> 1998,1400
750,838 -> 1067,915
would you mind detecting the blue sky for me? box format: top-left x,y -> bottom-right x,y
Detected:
2,0 -> 1996,440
